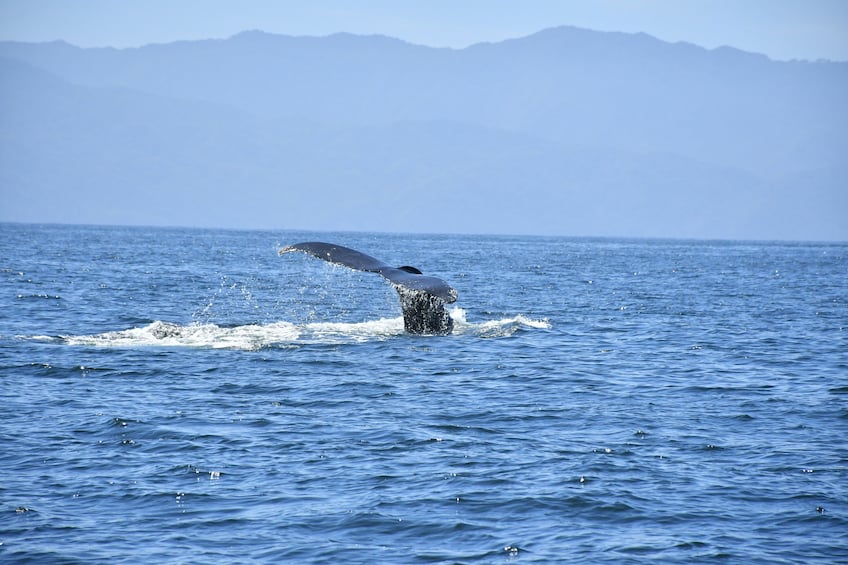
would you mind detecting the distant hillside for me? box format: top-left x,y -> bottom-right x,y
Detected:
1,27 -> 846,239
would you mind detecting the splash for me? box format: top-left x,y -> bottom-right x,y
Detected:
53,319 -> 403,350
58,321 -> 302,351
450,308 -> 551,337
35,312 -> 550,350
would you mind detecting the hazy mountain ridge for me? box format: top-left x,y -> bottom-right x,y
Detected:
1,26 -> 845,239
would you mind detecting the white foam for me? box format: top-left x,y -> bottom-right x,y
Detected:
49,312 -> 550,350
302,316 -> 405,341
61,320 -> 301,351
450,308 -> 551,337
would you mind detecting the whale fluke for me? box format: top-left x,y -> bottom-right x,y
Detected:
280,242 -> 457,335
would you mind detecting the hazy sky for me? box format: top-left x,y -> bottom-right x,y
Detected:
1,0 -> 846,61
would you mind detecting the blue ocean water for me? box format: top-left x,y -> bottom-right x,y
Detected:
1,223 -> 846,563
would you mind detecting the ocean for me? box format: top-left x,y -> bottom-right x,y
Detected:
1,223 -> 845,563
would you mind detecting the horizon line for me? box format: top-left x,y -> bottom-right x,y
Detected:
2,25 -> 844,64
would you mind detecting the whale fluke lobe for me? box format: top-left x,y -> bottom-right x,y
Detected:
280,242 -> 457,335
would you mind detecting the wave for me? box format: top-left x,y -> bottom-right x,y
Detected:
450,309 -> 551,338
32,309 -> 550,351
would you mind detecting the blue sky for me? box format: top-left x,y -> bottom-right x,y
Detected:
1,0 -> 846,61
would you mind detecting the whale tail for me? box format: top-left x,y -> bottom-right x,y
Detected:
395,286 -> 454,335
280,242 -> 458,335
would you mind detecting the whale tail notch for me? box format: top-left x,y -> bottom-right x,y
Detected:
280,242 -> 457,335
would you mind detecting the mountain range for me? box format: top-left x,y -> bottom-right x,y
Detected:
1,26 -> 845,239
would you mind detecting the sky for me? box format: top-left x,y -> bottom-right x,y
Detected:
0,0 -> 847,62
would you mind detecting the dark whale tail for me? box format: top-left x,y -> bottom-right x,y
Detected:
279,242 -> 457,335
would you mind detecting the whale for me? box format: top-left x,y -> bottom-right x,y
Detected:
280,242 -> 457,335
